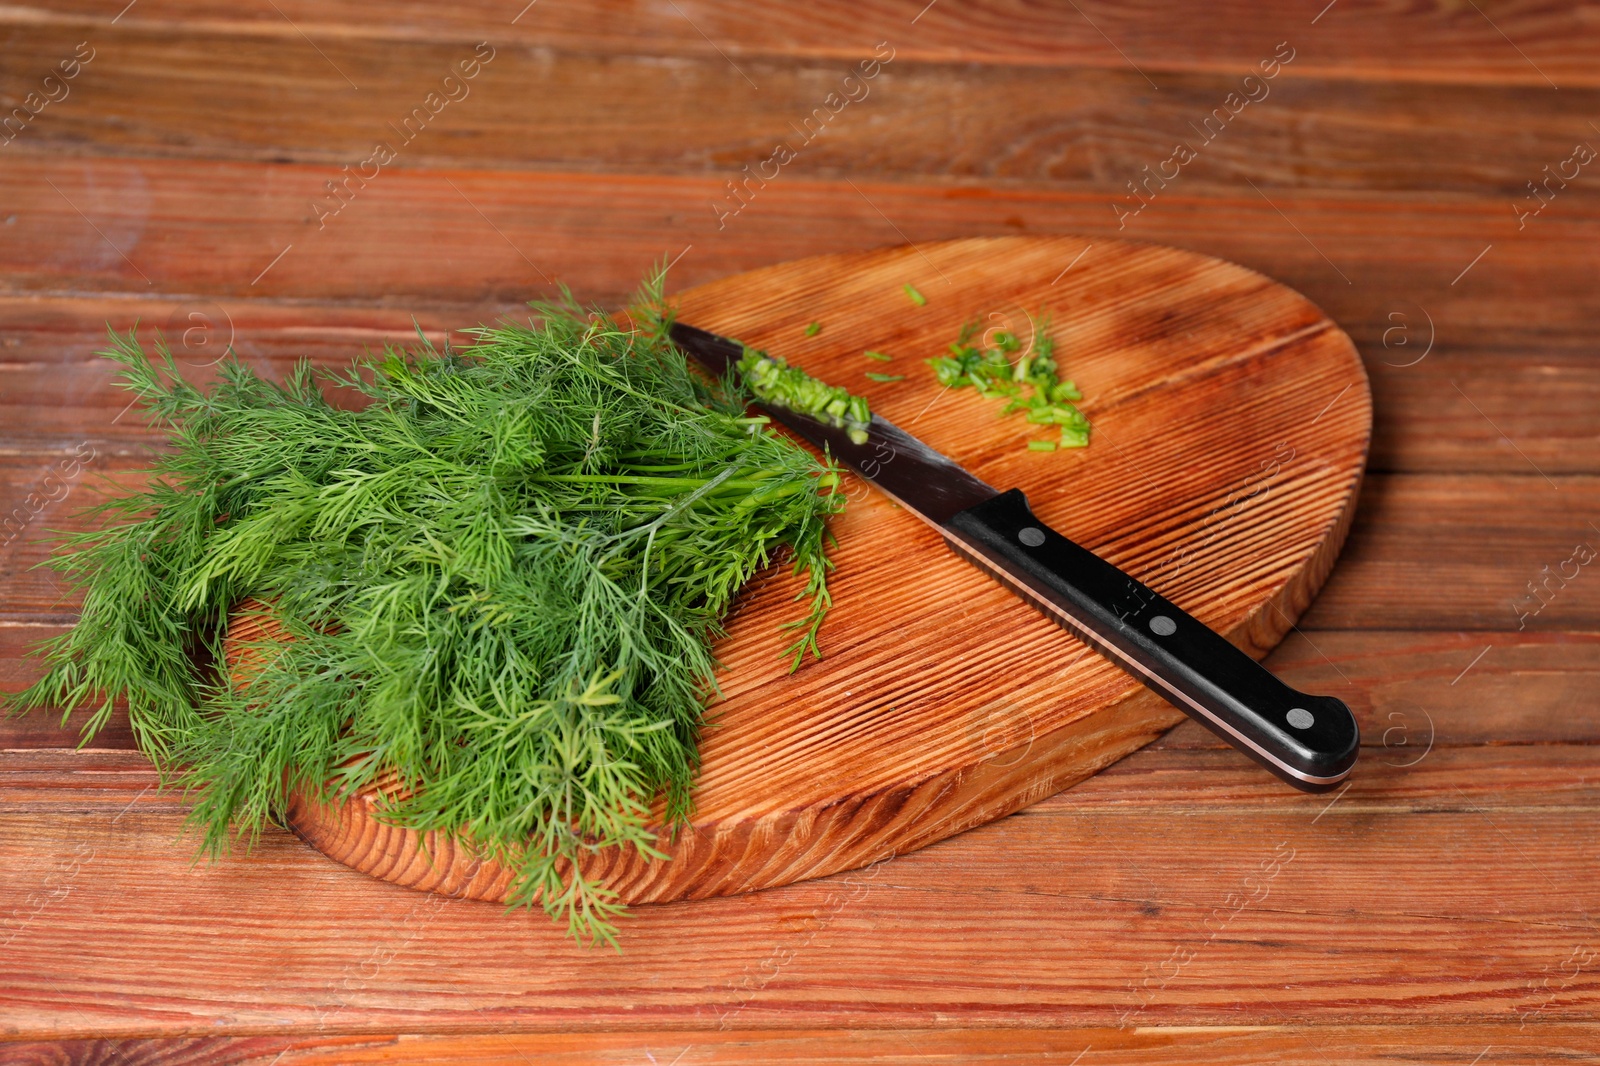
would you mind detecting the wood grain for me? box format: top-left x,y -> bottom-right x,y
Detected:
8,1025 -> 1600,1065
1304,473 -> 1592,630
11,0 -> 1600,86
3,745 -> 1597,1037
4,22 -> 1598,195
255,235 -> 1372,906
0,156 -> 1594,354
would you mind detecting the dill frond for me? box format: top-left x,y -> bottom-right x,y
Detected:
6,275 -> 844,946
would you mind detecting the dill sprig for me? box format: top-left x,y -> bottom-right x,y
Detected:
6,276 -> 844,946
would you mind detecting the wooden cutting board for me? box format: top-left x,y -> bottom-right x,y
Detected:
278,235 -> 1371,906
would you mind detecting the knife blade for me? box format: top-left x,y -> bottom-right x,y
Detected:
669,321 -> 1359,792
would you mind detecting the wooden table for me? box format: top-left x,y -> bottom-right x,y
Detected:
2,3 -> 1596,1062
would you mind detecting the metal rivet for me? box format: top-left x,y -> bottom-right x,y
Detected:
1148,615 -> 1176,636
1018,527 -> 1046,547
1287,707 -> 1315,730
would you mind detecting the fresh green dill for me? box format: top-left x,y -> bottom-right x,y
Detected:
865,372 -> 905,383
736,343 -> 872,445
927,313 -> 1091,451
804,321 -> 822,337
863,351 -> 893,362
6,276 -> 844,947
903,283 -> 927,307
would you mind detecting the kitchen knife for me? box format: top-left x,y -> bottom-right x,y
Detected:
669,321 -> 1359,792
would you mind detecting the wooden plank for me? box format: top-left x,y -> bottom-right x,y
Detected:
10,0 -> 1600,87
1365,340 -> 1600,475
1304,474 -> 1598,631
7,1024 -> 1600,1065
0,157 -> 1593,355
3,297 -> 1597,476
0,297 -> 500,453
1,745 -> 1595,1036
0,634 -> 138,750
0,449 -> 145,625
1159,625 -> 1600,749
4,23 -> 1599,193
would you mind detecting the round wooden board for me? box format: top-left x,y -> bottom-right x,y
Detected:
279,235 -> 1371,906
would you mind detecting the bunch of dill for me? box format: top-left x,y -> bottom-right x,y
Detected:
8,283 -> 843,945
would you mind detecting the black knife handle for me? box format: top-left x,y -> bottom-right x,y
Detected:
944,489 -> 1358,791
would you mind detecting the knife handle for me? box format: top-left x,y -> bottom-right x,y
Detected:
944,489 -> 1358,791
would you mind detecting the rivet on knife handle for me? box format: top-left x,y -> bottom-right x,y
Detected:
943,488 -> 1360,792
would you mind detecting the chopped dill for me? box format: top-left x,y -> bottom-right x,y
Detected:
927,312 -> 1091,451
804,321 -> 822,337
864,351 -> 893,362
903,283 -> 927,307
865,372 -> 905,383
736,342 -> 872,445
